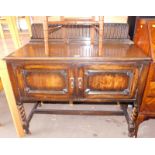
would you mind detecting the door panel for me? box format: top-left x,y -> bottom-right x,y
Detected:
13,63 -> 74,101
78,64 -> 139,99
24,70 -> 67,94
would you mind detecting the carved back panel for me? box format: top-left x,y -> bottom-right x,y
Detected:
31,23 -> 130,41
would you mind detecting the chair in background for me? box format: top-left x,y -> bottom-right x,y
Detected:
0,16 -> 21,48
17,16 -> 32,38
0,16 -> 32,92
0,16 -> 32,48
43,16 -> 104,55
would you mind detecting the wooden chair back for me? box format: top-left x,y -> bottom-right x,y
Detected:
43,16 -> 104,55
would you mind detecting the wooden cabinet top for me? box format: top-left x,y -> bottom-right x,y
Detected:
5,42 -> 151,62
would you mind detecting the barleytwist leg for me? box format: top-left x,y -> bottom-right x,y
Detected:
17,102 -> 30,134
128,104 -> 138,137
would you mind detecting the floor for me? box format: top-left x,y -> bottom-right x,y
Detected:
0,31 -> 155,138
0,91 -> 155,138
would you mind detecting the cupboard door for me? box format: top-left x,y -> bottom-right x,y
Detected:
78,64 -> 139,99
12,63 -> 74,101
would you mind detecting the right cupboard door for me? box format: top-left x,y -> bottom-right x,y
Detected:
78,64 -> 139,99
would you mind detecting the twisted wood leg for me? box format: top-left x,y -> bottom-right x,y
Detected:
128,105 -> 138,137
17,102 -> 31,134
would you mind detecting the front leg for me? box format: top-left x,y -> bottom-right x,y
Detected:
17,102 -> 30,134
128,104 -> 138,137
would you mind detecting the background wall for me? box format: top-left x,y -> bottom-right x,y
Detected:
31,16 -> 128,24
2,16 -> 128,30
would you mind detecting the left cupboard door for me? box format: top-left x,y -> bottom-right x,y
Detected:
8,63 -> 75,102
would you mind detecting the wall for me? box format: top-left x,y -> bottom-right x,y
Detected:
31,16 -> 128,24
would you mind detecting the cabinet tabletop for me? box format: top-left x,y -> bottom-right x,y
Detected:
5,41 -> 151,62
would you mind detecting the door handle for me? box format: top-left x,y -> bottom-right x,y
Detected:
78,77 -> 83,89
70,77 -> 74,89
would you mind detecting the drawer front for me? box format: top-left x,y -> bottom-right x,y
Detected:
78,64 -> 139,99
10,63 -> 74,101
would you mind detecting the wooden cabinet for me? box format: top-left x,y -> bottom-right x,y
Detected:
134,18 -> 155,137
5,41 -> 150,137
8,61 -> 142,102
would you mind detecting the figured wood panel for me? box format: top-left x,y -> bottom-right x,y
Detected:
25,70 -> 67,92
11,63 -> 73,101
88,73 -> 129,91
79,64 -> 139,99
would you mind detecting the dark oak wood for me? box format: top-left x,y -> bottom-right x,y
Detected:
5,41 -> 150,137
78,64 -> 139,99
4,18 -> 151,137
5,42 -> 150,61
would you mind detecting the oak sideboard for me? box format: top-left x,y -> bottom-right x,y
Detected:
2,17 -> 152,137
